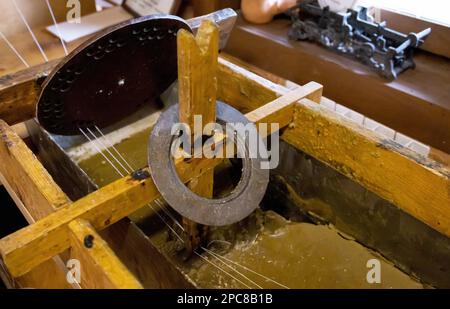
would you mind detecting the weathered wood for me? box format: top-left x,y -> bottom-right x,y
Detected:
0,120 -> 192,287
100,220 -> 195,288
178,21 -> 218,126
15,258 -> 73,289
0,81 -> 319,278
178,20 -> 219,250
4,55 -> 446,284
0,120 -> 76,288
217,57 -> 450,239
0,169 -> 154,277
68,219 -> 142,289
284,98 -> 450,238
0,160 -> 214,277
221,53 -> 450,168
0,120 -> 71,219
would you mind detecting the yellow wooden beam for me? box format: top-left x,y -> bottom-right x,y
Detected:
246,81 -> 323,132
178,20 -> 218,131
68,219 -> 142,289
177,20 -> 219,249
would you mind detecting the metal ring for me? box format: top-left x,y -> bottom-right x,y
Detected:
148,102 -> 269,226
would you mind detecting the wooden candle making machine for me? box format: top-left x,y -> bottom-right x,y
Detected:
0,9 -> 449,289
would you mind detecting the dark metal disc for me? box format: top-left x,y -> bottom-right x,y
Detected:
37,15 -> 191,135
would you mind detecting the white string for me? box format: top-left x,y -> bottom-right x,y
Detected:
11,0 -> 49,62
202,246 -> 290,289
0,30 -> 29,68
194,252 -> 253,289
148,204 -> 185,243
78,127 -> 124,177
201,248 -> 263,289
155,199 -> 185,232
94,125 -> 135,172
82,125 -> 267,289
45,0 -> 68,56
85,127 -> 130,176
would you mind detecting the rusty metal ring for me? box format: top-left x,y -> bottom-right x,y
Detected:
148,102 -> 269,226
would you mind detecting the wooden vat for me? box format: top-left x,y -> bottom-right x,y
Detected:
0,23 -> 449,288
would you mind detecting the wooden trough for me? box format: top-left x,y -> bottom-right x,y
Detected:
0,12 -> 449,289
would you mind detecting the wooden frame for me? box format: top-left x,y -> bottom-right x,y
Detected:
0,31 -> 449,288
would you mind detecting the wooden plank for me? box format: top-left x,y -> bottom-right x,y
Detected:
378,8 -> 450,60
222,53 -> 450,167
178,21 -> 218,128
217,57 -> 450,239
246,81 -> 322,127
284,98 -> 450,237
0,120 -> 75,288
0,118 -> 181,288
0,61 -> 57,125
68,219 -> 142,289
15,257 -> 74,289
177,20 -> 219,250
221,53 -> 300,89
0,120 -> 71,219
224,16 -> 450,153
0,81 -> 320,278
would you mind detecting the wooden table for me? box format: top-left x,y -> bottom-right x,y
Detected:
224,16 -> 450,153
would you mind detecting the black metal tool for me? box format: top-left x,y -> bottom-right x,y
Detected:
287,0 -> 431,79
37,15 -> 191,135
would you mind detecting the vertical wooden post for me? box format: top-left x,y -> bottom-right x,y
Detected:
177,20 -> 219,251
